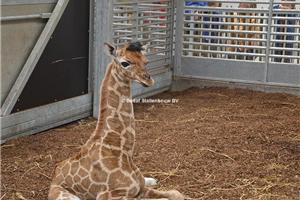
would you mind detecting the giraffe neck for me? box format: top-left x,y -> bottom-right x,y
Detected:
87,62 -> 136,155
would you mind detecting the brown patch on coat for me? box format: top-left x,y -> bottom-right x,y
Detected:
102,131 -> 122,148
109,170 -> 133,189
106,117 -> 124,133
90,163 -> 108,183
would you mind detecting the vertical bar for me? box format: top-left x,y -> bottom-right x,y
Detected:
169,0 -> 176,70
189,15 -> 194,56
298,18 -> 300,64
88,0 -> 95,93
264,0 -> 274,83
173,0 -> 184,77
134,0 -> 139,41
92,0 -> 113,118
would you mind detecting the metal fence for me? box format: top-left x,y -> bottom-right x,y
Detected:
175,0 -> 300,87
182,0 -> 299,64
111,0 -> 175,97
113,0 -> 174,71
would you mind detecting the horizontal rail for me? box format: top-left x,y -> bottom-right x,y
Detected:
270,47 -> 300,51
270,39 -> 300,43
184,27 -> 267,35
185,6 -> 270,13
183,0 -> 270,4
113,28 -> 169,39
113,21 -> 168,29
183,41 -> 267,50
114,0 -> 171,5
184,13 -> 269,20
270,32 -> 300,36
183,34 -> 267,42
113,14 -> 171,22
148,56 -> 172,63
146,48 -> 171,56
1,13 -> 51,21
183,20 -> 269,27
115,35 -> 169,46
182,48 -> 266,57
269,54 -> 300,59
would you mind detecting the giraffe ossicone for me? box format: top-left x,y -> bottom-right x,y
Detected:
48,41 -> 184,200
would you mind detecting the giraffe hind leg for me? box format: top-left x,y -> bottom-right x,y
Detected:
96,191 -> 169,200
48,185 -> 80,200
141,187 -> 184,200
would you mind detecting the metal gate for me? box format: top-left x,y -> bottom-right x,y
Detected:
113,0 -> 175,97
174,0 -> 300,92
1,0 -> 93,142
93,0 -> 175,117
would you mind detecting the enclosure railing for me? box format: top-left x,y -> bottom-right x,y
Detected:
176,0 -> 300,87
112,0 -> 174,73
182,0 -> 300,64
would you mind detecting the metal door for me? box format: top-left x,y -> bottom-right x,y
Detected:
1,0 -> 93,142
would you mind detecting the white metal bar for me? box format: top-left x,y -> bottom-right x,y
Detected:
0,13 -> 51,21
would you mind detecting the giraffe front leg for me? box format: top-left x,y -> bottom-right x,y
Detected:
141,187 -> 184,200
48,185 -> 80,200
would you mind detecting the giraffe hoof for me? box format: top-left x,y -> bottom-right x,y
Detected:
144,177 -> 157,186
167,190 -> 184,200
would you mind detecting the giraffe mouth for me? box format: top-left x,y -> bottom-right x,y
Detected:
139,77 -> 155,87
141,82 -> 150,87
136,79 -> 154,87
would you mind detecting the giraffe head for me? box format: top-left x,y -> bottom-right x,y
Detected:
105,42 -> 155,87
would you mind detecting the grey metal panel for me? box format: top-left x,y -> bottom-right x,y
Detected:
174,0 -> 184,76
1,3 -> 55,16
92,0 -> 113,118
1,94 -> 92,142
264,0 -> 275,82
88,0 -> 95,93
172,77 -> 300,96
1,0 -> 57,6
1,3 -> 54,105
93,0 -> 175,118
1,0 -> 69,116
181,57 -> 265,82
268,64 -> 300,85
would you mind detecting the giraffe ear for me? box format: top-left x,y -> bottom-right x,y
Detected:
104,42 -> 116,57
141,43 -> 149,55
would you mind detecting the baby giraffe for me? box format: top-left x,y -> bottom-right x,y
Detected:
48,42 -> 184,200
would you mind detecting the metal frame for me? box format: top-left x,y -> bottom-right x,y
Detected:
1,0 -> 70,116
1,0 -> 57,6
93,0 -> 175,118
1,0 -> 94,142
1,94 -> 92,142
0,13 -> 51,21
92,0 -> 113,118
174,0 -> 300,91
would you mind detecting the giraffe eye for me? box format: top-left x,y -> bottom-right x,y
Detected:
121,61 -> 130,68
